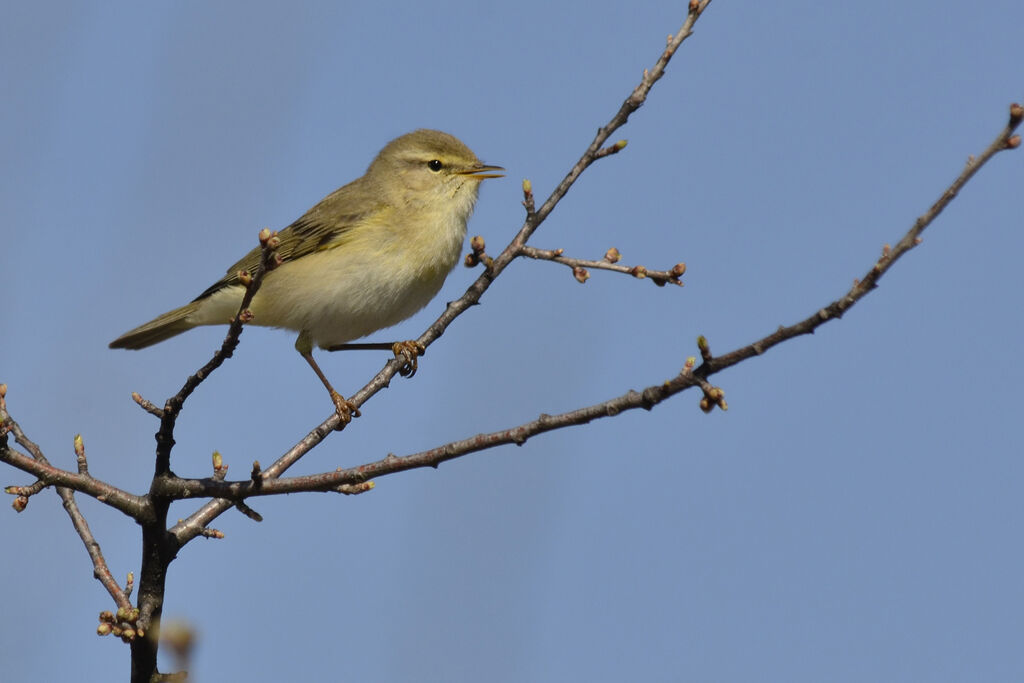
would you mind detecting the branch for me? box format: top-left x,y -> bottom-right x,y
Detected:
165,2 -> 717,546
157,102 -> 1022,499
0,394 -> 148,519
699,103 -> 1022,377
151,229 -> 281,475
0,389 -> 136,610
519,244 -> 686,286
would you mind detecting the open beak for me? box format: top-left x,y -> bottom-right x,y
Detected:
459,163 -> 505,180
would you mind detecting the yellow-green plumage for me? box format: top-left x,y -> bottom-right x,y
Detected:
109,129 -> 502,352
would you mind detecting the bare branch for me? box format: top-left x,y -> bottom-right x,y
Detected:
0,391 -> 137,609
519,245 -> 686,287
699,102 -> 1022,377
0,401 -> 148,519
153,229 -> 281,475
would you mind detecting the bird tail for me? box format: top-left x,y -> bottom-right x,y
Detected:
109,301 -> 201,350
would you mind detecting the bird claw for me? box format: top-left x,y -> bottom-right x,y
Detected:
329,390 -> 360,429
392,341 -> 426,378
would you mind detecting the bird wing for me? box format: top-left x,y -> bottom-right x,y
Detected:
192,184 -> 384,302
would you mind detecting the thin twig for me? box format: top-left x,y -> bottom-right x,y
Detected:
700,103 -> 1022,376
153,229 -> 280,475
0,393 -> 137,608
0,410 -> 147,518
520,245 -> 685,286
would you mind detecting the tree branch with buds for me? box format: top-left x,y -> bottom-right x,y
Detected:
2,2 -> 1021,680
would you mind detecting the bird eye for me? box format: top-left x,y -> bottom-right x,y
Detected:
427,159 -> 443,172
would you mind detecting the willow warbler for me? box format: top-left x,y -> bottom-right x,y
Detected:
110,129 -> 503,423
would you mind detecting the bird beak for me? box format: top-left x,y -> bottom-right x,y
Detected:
459,163 -> 505,180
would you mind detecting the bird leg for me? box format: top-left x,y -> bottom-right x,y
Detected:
296,331 -> 359,427
324,340 -> 426,378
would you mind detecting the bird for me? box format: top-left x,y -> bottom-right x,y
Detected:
110,129 -> 503,424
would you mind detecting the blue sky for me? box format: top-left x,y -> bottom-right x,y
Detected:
2,2 -> 1022,681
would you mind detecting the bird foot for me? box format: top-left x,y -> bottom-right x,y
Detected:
329,390 -> 361,429
393,341 -> 426,378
